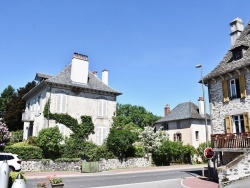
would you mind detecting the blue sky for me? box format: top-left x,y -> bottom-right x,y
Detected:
0,1 -> 249,116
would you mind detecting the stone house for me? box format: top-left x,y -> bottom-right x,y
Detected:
203,18 -> 250,185
22,52 -> 121,145
153,97 -> 211,149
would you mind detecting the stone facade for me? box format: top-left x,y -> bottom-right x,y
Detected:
208,72 -> 250,134
21,157 -> 151,172
217,151 -> 250,187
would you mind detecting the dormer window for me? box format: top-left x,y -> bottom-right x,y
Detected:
233,50 -> 242,60
230,45 -> 248,61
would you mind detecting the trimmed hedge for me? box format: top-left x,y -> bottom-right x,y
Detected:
4,146 -> 43,159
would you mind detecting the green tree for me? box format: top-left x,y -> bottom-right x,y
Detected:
113,104 -> 161,129
0,85 -> 16,117
106,128 -> 137,158
3,81 -> 36,131
37,126 -> 63,159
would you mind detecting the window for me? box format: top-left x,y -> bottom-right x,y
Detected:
225,112 -> 250,134
233,115 -> 245,134
97,127 -> 108,145
233,50 -> 243,60
222,74 -> 246,102
174,133 -> 182,141
37,95 -> 42,111
229,78 -> 240,99
55,94 -> 67,113
177,121 -> 181,129
163,123 -> 169,130
98,99 -> 107,117
195,131 -> 199,141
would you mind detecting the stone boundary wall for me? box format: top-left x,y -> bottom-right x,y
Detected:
217,152 -> 250,187
21,157 -> 151,172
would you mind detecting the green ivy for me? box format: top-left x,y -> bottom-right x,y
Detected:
43,101 -> 78,129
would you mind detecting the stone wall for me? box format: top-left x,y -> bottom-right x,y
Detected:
99,157 -> 151,171
217,152 -> 250,187
21,157 -> 151,172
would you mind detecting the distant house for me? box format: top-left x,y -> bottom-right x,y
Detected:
153,97 -> 211,149
203,18 -> 250,184
22,52 -> 121,145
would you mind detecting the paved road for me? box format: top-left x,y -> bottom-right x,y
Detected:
26,168 -> 201,188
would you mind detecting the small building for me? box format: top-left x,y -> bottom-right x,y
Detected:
153,97 -> 211,149
22,52 -> 121,145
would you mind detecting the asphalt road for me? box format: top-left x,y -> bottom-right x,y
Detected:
26,168 -> 202,188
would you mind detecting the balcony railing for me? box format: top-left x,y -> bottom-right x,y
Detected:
22,111 -> 36,121
211,133 -> 250,149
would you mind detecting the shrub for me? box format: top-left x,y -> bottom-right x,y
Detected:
4,145 -> 43,159
197,142 -> 211,163
10,130 -> 23,143
106,128 -> 137,158
37,126 -> 63,159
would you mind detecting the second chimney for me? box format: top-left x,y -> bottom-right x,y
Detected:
198,97 -> 205,116
164,104 -> 170,116
102,69 -> 108,85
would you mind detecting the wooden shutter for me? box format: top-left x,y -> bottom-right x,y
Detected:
239,74 -> 246,98
225,115 -> 233,133
98,100 -> 102,116
222,80 -> 229,102
243,112 -> 250,133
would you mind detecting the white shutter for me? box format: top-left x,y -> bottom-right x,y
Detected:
61,95 -> 67,113
98,100 -> 107,117
98,127 -> 102,145
55,94 -> 61,113
98,100 -> 102,116
55,94 -> 67,113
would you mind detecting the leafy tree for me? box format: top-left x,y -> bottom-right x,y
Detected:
37,126 -> 63,159
0,118 -> 11,150
106,128 -> 137,158
197,142 -> 212,163
113,104 -> 161,129
3,81 -> 36,131
0,85 -> 16,117
138,126 -> 168,157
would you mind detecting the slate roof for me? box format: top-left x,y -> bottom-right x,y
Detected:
23,63 -> 121,100
45,64 -> 121,95
155,102 -> 210,123
203,22 -> 250,82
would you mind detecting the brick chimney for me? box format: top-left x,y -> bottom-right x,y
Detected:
230,18 -> 244,46
164,104 -> 170,116
93,70 -> 98,77
70,52 -> 89,84
198,97 -> 205,116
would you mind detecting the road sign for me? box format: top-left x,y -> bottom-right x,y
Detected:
204,147 -> 214,159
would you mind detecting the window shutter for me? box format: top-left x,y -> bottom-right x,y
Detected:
222,80 -> 229,102
56,94 -> 61,113
243,112 -> 250,133
98,100 -> 102,116
103,100 -> 107,117
225,115 -> 233,133
61,95 -> 67,113
239,74 -> 246,98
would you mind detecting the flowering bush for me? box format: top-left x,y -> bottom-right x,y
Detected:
36,180 -> 47,187
47,175 -> 63,184
0,118 -> 11,147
